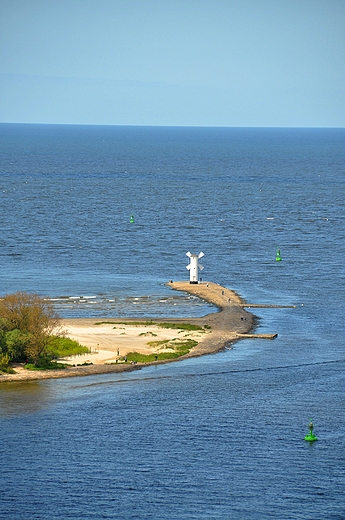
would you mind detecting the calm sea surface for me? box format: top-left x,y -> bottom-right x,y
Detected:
0,125 -> 344,519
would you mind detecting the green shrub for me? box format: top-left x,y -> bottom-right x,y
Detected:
47,336 -> 89,358
0,353 -> 15,374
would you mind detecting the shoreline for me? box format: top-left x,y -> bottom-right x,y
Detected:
0,281 -> 256,383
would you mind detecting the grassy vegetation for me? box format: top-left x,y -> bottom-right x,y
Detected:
47,336 -> 89,358
92,320 -> 208,365
25,360 -> 68,371
94,320 -> 208,332
156,322 -> 205,331
147,339 -> 170,347
125,339 -> 198,363
94,321 -> 123,325
94,320 -> 155,326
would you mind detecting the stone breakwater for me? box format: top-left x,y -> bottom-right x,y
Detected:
167,281 -> 255,356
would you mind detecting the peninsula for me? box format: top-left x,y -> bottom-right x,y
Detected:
0,281 -> 256,382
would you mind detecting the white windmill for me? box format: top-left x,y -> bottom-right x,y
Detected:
186,251 -> 204,284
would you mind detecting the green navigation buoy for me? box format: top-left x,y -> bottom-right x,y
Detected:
276,247 -> 282,261
130,214 -> 134,224
304,419 -> 318,442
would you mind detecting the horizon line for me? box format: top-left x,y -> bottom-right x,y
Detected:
1,122 -> 344,130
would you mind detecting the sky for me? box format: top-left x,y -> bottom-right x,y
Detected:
0,0 -> 344,127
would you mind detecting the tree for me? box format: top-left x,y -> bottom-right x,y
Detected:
0,292 -> 62,365
4,329 -> 29,361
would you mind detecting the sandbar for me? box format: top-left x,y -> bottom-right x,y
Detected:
0,281 -> 255,382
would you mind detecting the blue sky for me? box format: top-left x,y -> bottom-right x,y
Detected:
1,0 -> 344,127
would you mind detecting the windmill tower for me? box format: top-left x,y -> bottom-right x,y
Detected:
186,251 -> 204,284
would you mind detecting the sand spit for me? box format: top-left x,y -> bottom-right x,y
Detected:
0,281 -> 255,383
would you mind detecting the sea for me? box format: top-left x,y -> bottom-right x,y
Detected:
0,124 -> 344,519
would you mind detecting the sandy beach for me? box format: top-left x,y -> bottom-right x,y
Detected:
0,281 -> 255,382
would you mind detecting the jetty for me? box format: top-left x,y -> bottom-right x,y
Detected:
166,281 -> 280,355
236,333 -> 278,340
166,280 -> 256,356
241,304 -> 296,309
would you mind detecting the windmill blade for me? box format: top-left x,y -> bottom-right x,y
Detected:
199,264 -> 204,270
186,251 -> 192,258
198,252 -> 205,259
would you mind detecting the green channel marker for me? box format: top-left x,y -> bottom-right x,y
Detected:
304,419 -> 318,442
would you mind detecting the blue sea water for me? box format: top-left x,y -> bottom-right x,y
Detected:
0,124 -> 345,519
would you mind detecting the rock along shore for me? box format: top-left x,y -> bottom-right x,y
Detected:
0,281 -> 256,383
